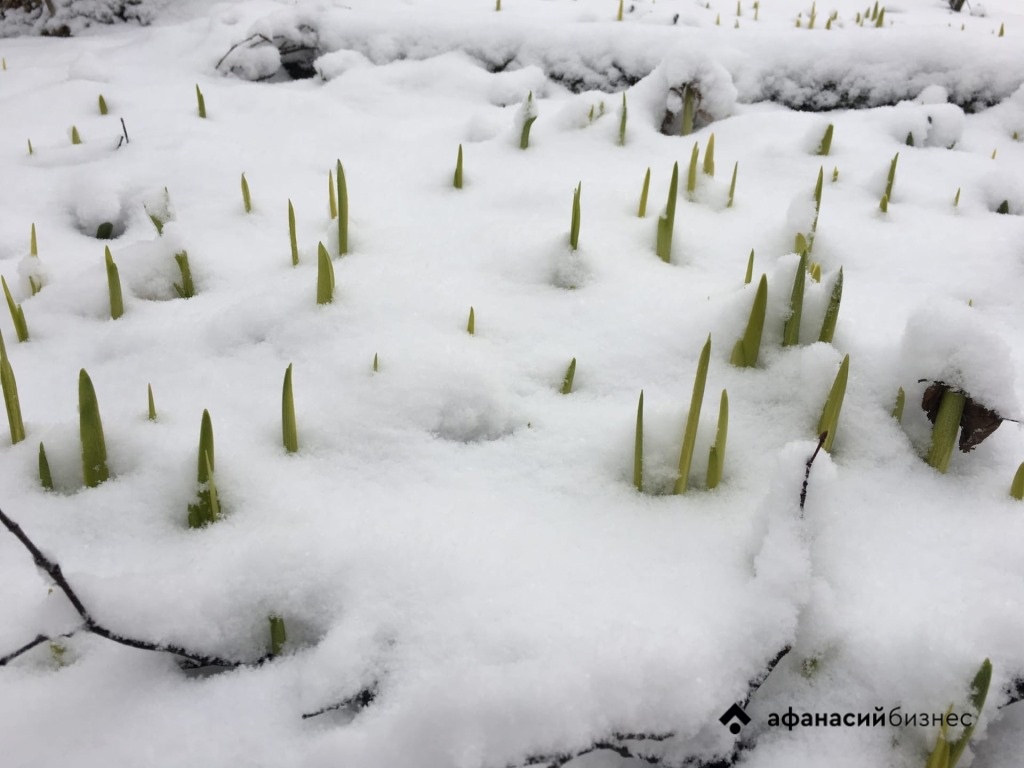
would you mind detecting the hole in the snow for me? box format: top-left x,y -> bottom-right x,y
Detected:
74,215 -> 127,240
280,43 -> 319,80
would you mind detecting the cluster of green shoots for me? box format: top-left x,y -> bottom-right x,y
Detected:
795,3 -> 840,29
853,1 -> 886,27
633,336 -> 729,493
650,135 -> 738,261
923,659 -> 990,768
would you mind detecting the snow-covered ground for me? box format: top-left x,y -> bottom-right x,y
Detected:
1,1 -> 1024,766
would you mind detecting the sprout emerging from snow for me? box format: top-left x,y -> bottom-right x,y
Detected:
79,369 -> 109,488
518,92 -> 538,150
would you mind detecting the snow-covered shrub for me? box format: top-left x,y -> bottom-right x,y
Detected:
0,0 -> 166,36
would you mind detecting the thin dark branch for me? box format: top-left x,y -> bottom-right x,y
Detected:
742,645 -> 791,708
0,505 -> 264,669
0,629 -> 81,666
799,432 -> 828,511
301,685 -> 378,719
215,33 -> 274,70
520,740 -> 665,768
3,633 -> 53,665
612,731 -> 675,742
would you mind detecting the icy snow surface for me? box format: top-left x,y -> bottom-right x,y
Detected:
1,1 -> 1024,767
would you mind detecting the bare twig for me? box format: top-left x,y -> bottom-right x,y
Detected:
301,685 -> 378,719
742,645 -> 791,708
799,432 -> 828,512
0,505 -> 267,669
215,33 -> 274,71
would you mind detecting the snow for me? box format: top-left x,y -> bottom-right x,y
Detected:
1,1 -> 1024,767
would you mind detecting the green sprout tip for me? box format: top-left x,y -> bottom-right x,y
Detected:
79,369 -> 109,487
675,335 -> 711,494
561,357 -> 576,394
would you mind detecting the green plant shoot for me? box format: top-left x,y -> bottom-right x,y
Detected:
681,85 -> 696,136
892,386 -> 905,422
783,251 -> 808,346
744,249 -> 754,284
813,166 -> 824,212
39,442 -> 53,490
818,267 -> 843,343
569,182 -> 581,251
2,277 -> 29,342
675,335 -> 711,494
454,144 -> 464,189
270,616 -> 287,656
520,91 -> 538,150
467,306 -> 475,335
928,659 -> 991,768
373,353 -> 379,373
728,162 -> 738,208
315,243 -> 335,309
618,93 -> 627,146
188,410 -> 219,528
687,142 -> 699,196
241,173 -> 252,214
817,124 -> 834,155
71,126 -> 81,145
1,340 -> 25,445
638,168 -> 651,217
98,94 -> 108,115
561,358 -> 576,394
196,84 -> 206,118
282,364 -> 298,453
27,139 -> 33,156
79,369 -> 109,487
148,383 -> 157,421
105,247 -> 124,320
706,389 -> 728,490
656,162 -> 679,262
617,0 -> 624,21
703,133 -> 716,177
731,274 -> 767,367
634,390 -> 644,492
316,242 -> 335,305
817,354 -> 849,452
336,160 -> 349,255
885,152 -> 898,201
30,224 -> 37,257
926,388 -> 966,473
954,188 -> 961,207
1011,463 -> 1024,500
287,199 -> 299,266
879,193 -> 889,213
173,251 -> 195,299
328,169 -> 338,219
